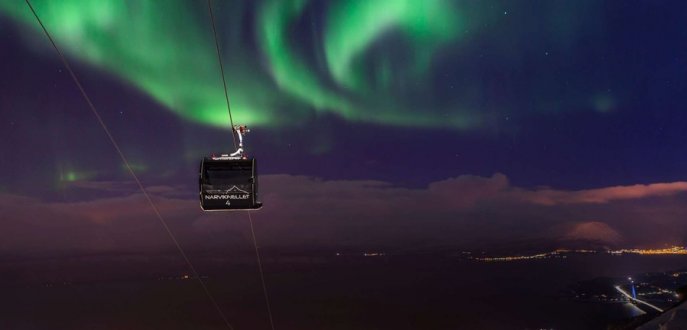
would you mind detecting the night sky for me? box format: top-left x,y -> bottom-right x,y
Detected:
1,0 -> 687,255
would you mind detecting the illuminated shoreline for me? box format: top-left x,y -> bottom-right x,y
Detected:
472,246 -> 687,262
607,246 -> 687,255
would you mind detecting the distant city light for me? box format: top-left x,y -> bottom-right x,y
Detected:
608,246 -> 687,255
471,246 -> 687,262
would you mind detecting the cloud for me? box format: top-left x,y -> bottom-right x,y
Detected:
1,174 -> 686,255
514,182 -> 687,205
0,189 -> 201,254
63,181 -> 189,198
210,174 -> 687,248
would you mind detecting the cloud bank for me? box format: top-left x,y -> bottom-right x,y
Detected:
1,174 -> 686,255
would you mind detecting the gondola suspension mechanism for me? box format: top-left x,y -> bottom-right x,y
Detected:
203,1 -> 275,328
199,125 -> 263,211
199,0 -> 263,212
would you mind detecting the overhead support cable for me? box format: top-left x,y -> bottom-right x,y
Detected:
206,1 -> 276,329
25,1 -> 234,329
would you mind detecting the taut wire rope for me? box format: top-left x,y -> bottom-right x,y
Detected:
25,1 -> 234,329
206,1 -> 276,329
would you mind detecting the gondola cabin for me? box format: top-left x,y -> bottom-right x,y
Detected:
199,155 -> 262,211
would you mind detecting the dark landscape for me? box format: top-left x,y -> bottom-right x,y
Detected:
3,250 -> 687,329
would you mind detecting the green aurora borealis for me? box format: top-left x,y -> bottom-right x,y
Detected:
1,0 -> 484,129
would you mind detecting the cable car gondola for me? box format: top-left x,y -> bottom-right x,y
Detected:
199,126 -> 262,211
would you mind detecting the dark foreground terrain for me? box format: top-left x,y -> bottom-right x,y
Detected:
2,251 -> 686,329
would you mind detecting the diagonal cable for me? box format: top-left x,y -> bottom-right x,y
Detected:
25,1 -> 234,329
248,211 -> 275,330
207,1 -> 276,329
207,0 -> 238,150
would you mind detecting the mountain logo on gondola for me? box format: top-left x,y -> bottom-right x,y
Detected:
223,186 -> 249,194
204,185 -> 250,201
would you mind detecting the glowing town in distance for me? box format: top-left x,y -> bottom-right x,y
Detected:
330,246 -> 687,262
470,246 -> 687,262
